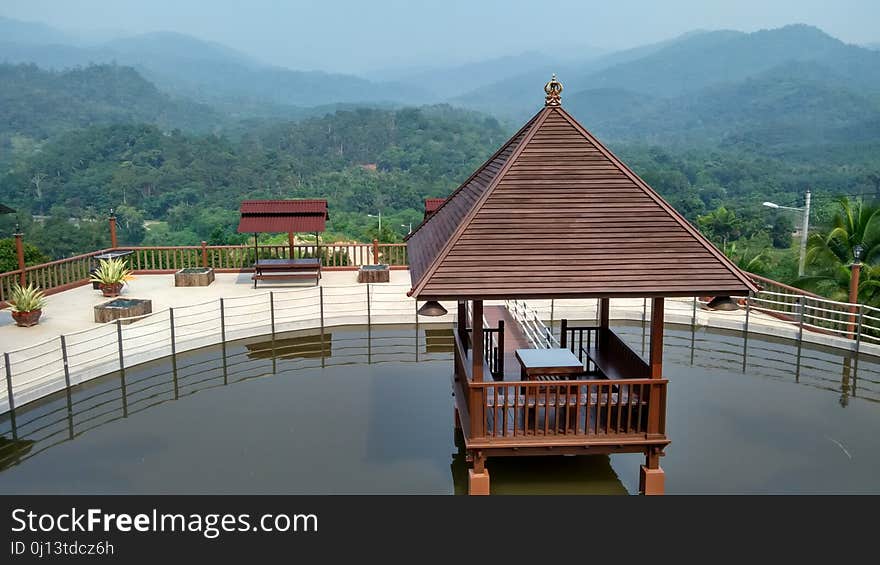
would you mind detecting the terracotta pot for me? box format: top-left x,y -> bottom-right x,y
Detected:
100,282 -> 123,297
12,309 -> 42,327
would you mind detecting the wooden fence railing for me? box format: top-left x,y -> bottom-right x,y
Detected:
471,378 -> 667,440
0,242 -> 408,305
0,248 -> 115,305
129,242 -> 408,272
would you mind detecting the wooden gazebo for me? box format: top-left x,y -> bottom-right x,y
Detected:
237,199 -> 329,287
405,76 -> 757,495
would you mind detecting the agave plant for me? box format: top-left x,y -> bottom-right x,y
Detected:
89,258 -> 134,285
8,283 -> 47,313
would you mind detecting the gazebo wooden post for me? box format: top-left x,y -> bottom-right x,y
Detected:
288,231 -> 295,259
472,300 -> 484,382
598,297 -> 610,336
457,300 -> 468,353
468,298 -> 490,494
641,296 -> 666,495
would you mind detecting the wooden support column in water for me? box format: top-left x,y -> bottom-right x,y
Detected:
472,300 -> 484,382
470,300 -> 484,439
650,297 -> 664,379
642,296 -> 666,495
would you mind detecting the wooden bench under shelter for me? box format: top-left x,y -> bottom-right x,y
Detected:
236,199 -> 329,288
252,258 -> 321,288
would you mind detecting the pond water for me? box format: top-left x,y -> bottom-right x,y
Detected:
1,321 -> 878,494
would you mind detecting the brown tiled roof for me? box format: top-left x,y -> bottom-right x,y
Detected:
406,105 -> 758,300
240,200 -> 328,215
405,113 -> 541,290
237,199 -> 328,233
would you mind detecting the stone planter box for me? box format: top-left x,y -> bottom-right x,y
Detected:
174,267 -> 215,287
94,298 -> 152,324
357,264 -> 390,283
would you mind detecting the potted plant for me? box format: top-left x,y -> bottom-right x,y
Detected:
8,283 -> 47,327
89,257 -> 133,297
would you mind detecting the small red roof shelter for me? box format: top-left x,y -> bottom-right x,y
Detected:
424,198 -> 446,220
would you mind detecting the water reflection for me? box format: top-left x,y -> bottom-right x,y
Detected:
449,428 -> 627,495
0,321 -> 878,494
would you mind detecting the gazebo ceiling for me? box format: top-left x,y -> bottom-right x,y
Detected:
405,76 -> 758,300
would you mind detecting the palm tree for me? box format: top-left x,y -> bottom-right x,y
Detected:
723,241 -> 770,276
697,206 -> 741,248
797,197 -> 880,302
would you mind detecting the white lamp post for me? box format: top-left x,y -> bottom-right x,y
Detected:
763,189 -> 811,277
367,212 -> 382,234
401,223 -> 412,234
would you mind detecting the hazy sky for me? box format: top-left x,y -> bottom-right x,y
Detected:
3,0 -> 878,73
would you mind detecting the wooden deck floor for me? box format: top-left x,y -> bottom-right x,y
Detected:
483,305 -> 530,380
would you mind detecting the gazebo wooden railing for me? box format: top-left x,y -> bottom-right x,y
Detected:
471,378 -> 668,441
452,323 -> 668,445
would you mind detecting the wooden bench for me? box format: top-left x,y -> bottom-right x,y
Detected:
582,331 -> 651,381
252,258 -> 321,288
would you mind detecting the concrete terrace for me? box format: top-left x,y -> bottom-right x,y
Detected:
1,269 -> 869,359
0,266 -> 875,415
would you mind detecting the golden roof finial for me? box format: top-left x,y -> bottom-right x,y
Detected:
544,73 -> 563,106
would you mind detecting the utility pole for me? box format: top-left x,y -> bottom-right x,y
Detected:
763,189 -> 811,277
798,190 -> 811,277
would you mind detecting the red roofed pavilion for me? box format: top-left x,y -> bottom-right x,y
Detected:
237,199 -> 329,287
406,76 -> 757,495
423,198 -> 446,220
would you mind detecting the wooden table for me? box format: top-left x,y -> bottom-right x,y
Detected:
514,348 -> 584,380
252,258 -> 321,288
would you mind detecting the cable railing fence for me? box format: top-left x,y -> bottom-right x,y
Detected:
0,325 -> 456,470
2,282 -> 452,415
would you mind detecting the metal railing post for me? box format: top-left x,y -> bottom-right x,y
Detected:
853,304 -> 864,380
4,352 -> 17,440
60,335 -> 74,439
269,291 -> 276,338
320,287 -> 325,333
795,297 -> 805,382
116,319 -> 128,417
169,308 -> 179,399
366,283 -> 371,328
219,298 -> 227,343
691,296 -> 697,327
319,287 -> 326,368
797,297 -> 806,342
742,293 -> 751,372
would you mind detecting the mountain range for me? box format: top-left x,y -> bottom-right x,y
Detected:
1,15 -> 880,158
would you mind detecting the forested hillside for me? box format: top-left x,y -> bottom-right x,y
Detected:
2,19 -> 880,290
0,63 -> 221,163
0,104 -> 508,252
